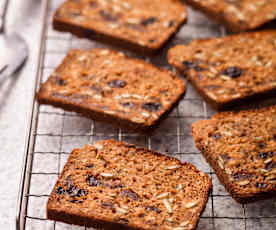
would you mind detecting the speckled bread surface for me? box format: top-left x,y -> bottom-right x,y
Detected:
168,30 -> 276,110
192,106 -> 276,203
47,140 -> 211,230
53,0 -> 187,54
37,48 -> 186,131
185,0 -> 276,32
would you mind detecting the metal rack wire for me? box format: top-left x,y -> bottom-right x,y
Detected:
16,0 -> 276,229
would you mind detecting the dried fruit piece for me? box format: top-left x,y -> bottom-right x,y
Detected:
142,102 -> 162,112
233,173 -> 252,181
221,66 -> 243,78
53,75 -> 67,86
99,10 -> 119,22
141,17 -> 158,26
182,61 -> 205,72
257,142 -> 266,149
259,152 -> 269,159
64,177 -> 88,197
255,182 -> 267,189
87,175 -> 101,187
167,20 -> 175,27
56,186 -> 65,195
213,133 -> 221,139
121,102 -> 136,108
108,79 -> 127,88
259,151 -> 275,160
120,189 -> 139,201
182,61 -> 197,69
67,186 -> 87,197
86,163 -> 94,168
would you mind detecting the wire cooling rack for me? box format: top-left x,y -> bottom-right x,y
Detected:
16,0 -> 276,229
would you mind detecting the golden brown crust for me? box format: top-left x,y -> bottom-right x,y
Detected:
53,0 -> 187,54
37,48 -> 186,131
192,106 -> 276,203
185,0 -> 276,32
47,140 -> 212,230
168,30 -> 276,110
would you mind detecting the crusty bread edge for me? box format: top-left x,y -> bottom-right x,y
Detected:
167,35 -> 276,111
37,48 -> 186,132
192,118 -> 276,204
53,4 -> 187,55
47,140 -> 212,230
184,0 -> 268,32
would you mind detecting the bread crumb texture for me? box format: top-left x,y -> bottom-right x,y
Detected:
54,0 -> 187,50
192,106 -> 276,203
168,31 -> 276,108
185,0 -> 276,31
47,140 -> 211,230
38,48 -> 185,130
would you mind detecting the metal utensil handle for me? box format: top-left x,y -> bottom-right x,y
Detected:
0,0 -> 9,33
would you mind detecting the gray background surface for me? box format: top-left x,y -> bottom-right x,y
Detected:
0,0 -> 42,229
2,0 -> 276,230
